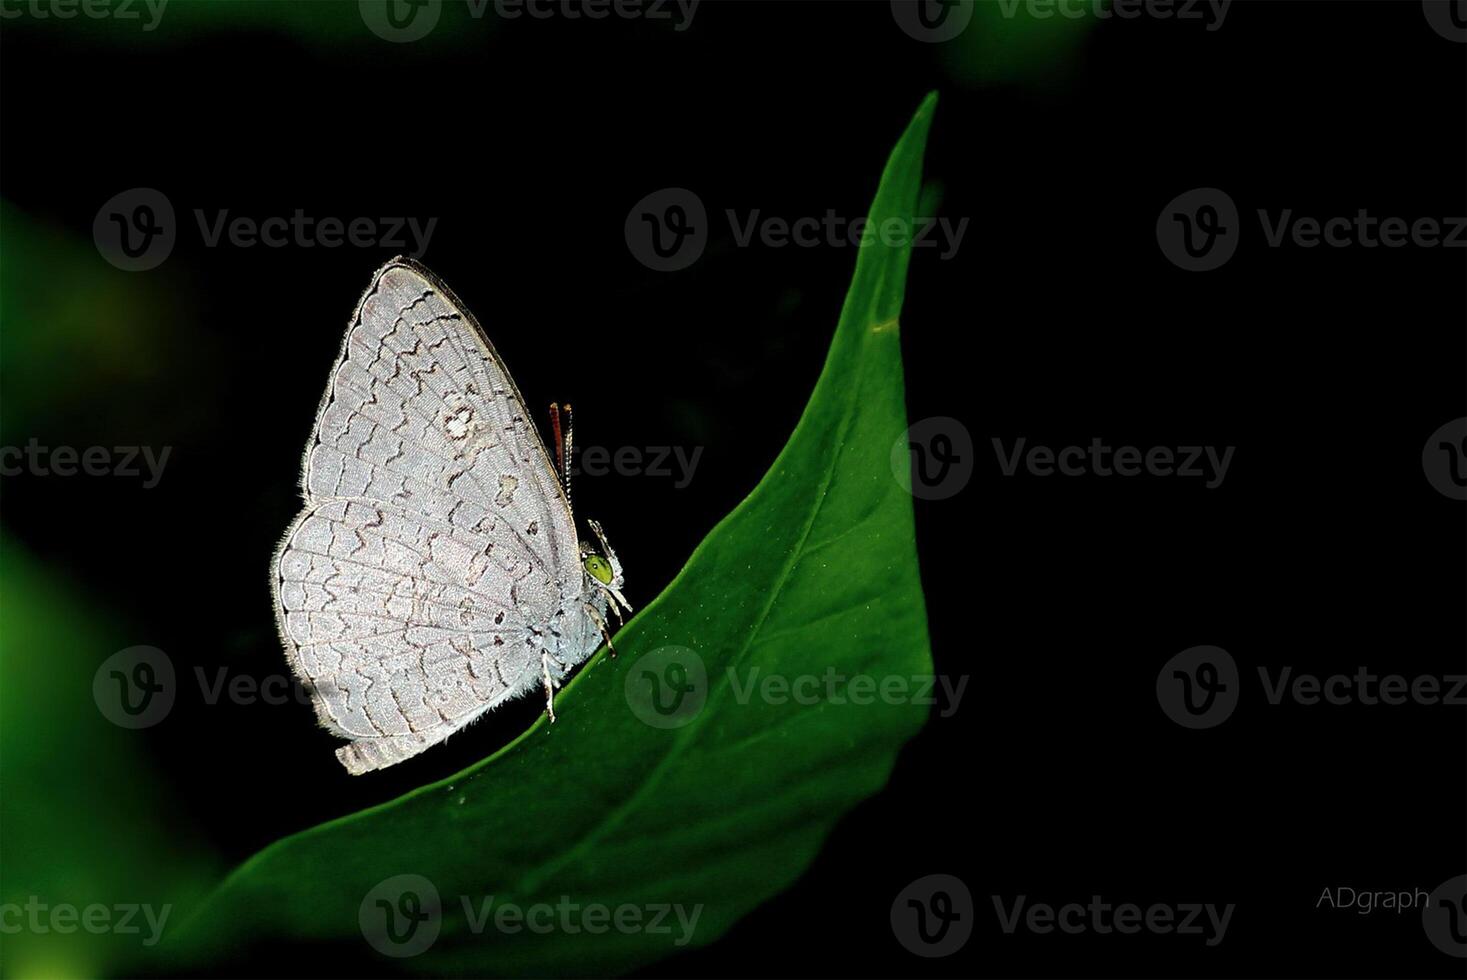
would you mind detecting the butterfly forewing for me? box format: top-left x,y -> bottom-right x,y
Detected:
307,262 -> 573,571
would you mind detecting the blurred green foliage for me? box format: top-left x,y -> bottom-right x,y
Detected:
941,0 -> 1098,87
0,535 -> 215,978
0,0 -> 484,47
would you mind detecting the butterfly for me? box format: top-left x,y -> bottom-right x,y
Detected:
272,258 -> 630,774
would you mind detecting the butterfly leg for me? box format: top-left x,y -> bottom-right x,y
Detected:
540,650 -> 558,723
584,601 -> 617,658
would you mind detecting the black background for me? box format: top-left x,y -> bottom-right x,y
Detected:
2,0 -> 1464,976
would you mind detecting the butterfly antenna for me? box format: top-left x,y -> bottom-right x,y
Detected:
548,403 -> 565,475
548,402 -> 575,517
562,403 -> 575,517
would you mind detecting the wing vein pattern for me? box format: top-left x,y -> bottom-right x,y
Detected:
272,260 -> 586,773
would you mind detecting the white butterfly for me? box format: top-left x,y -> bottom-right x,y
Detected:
272,259 -> 630,774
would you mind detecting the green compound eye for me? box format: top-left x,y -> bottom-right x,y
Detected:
584,554 -> 613,585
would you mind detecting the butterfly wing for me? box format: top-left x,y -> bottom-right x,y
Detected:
273,259 -> 579,773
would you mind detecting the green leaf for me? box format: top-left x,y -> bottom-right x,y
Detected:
168,91 -> 937,977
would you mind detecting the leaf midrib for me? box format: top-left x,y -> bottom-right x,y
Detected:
513,327 -> 871,898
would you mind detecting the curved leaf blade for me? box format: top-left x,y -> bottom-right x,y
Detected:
169,91 -> 937,978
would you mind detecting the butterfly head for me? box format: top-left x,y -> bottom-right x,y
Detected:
583,552 -> 615,586
582,518 -> 631,618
